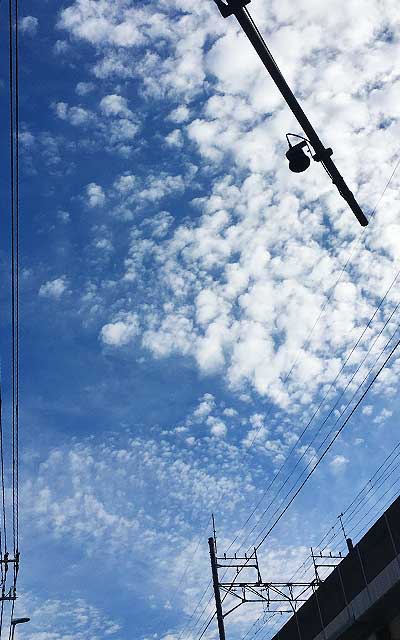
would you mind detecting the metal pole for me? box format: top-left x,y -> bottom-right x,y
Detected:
215,0 -> 368,227
209,537 -> 226,640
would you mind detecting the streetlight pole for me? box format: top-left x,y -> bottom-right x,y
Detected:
213,0 -> 369,227
10,617 -> 30,640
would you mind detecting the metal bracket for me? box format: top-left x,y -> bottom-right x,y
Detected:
213,0 -> 251,18
312,147 -> 333,163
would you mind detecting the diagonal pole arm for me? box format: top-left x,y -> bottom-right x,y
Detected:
213,0 -> 369,227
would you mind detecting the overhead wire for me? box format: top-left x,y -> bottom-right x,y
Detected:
183,61 -> 400,640
254,333 -> 400,551
8,0 -> 16,564
190,312 -> 400,640
216,150 -> 400,560
2,2 -> 20,638
14,0 -> 19,558
189,300 -> 400,639
235,281 -> 400,555
232,270 -> 400,553
215,321 -> 400,613
251,315 -> 400,547
242,444 -> 400,640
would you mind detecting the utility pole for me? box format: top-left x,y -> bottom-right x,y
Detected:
208,534 -> 324,639
212,0 -> 369,227
208,537 -> 226,640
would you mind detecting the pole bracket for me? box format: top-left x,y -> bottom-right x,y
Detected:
312,147 -> 333,163
213,0 -> 251,18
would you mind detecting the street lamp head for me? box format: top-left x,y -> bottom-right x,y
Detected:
286,140 -> 311,173
11,618 -> 30,626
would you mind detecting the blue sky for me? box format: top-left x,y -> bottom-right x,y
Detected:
0,1 -> 400,640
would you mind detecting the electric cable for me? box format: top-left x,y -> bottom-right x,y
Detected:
181,104 -> 400,640
254,334 -> 400,551
14,0 -> 20,556
243,445 -> 400,640
237,273 -> 399,551
8,0 -> 16,562
189,306 -> 400,639
239,285 -> 400,551
197,612 -> 217,640
221,322 -> 400,608
252,320 -> 400,550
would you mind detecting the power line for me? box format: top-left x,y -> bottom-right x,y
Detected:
254,333 -> 400,551
184,112 -> 400,640
242,443 -> 400,640
252,320 -> 400,549
192,311 -> 400,640
215,324 -> 400,624
236,273 -> 400,552
190,288 -> 400,639
251,316 -> 400,547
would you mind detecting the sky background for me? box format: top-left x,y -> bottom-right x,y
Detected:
0,1 -> 400,640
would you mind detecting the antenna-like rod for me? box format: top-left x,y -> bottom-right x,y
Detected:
338,513 -> 354,552
212,0 -> 369,227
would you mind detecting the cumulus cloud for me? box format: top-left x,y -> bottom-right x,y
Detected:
207,416 -> 227,437
53,39 -> 69,55
373,408 -> 393,424
57,0 -> 400,411
168,105 -> 190,123
18,3 -> 400,640
165,128 -> 184,148
99,94 -> 132,118
100,312 -> 139,346
76,81 -> 95,95
329,454 -> 349,473
39,277 -> 68,299
86,182 -> 105,207
20,15 -> 38,35
192,393 -> 215,420
54,101 -> 92,126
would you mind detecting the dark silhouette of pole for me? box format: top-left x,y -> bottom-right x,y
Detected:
213,0 -> 368,227
208,537 -> 226,640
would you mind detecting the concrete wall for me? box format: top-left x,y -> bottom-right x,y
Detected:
273,496 -> 400,640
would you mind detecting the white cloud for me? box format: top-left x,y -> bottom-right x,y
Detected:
142,211 -> 173,238
86,182 -> 105,207
76,81 -> 95,95
168,105 -> 190,123
206,416 -> 227,437
223,407 -> 238,417
114,174 -> 136,194
53,39 -> 69,55
54,101 -> 92,126
329,454 -> 349,473
99,94 -> 132,118
362,405 -> 373,415
58,210 -> 70,223
192,393 -> 215,420
373,408 -> 393,424
39,277 -> 68,300
17,593 -> 120,640
56,0 -> 400,410
20,15 -> 38,35
165,128 -> 184,148
19,131 -> 35,148
100,312 -> 139,346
